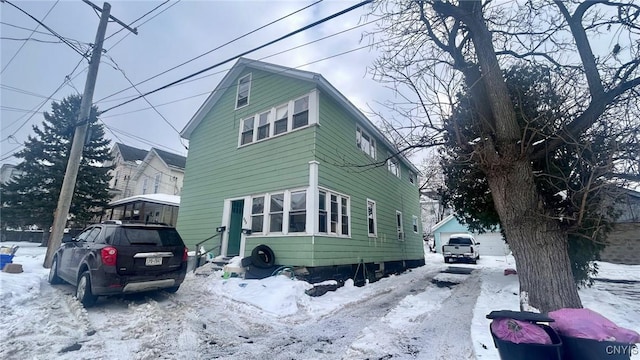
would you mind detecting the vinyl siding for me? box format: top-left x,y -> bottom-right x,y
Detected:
177,68 -> 316,250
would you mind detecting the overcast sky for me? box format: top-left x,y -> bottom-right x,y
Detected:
1,0 -> 396,165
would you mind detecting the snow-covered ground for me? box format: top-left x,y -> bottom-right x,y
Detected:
0,241 -> 638,359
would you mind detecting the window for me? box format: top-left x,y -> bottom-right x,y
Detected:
274,105 -> 288,135
341,198 -> 349,235
241,117 -> 254,145
318,191 -> 327,233
237,91 -> 317,147
114,171 -> 119,187
409,172 -> 416,185
269,193 -> 284,232
356,126 -> 376,159
388,157 -> 400,178
322,190 -> 350,236
412,215 -> 419,233
289,191 -> 306,232
292,96 -> 309,129
251,196 -> 264,233
236,74 -> 251,108
367,199 -> 377,236
396,211 -> 404,240
330,194 -> 338,234
257,111 -> 270,141
142,178 -> 148,194
154,173 -> 161,193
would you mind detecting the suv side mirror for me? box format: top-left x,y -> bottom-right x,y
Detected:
475,242 -> 480,245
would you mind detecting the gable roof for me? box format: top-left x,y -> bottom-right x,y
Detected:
115,143 -> 147,162
181,58 -> 418,173
153,148 -> 187,169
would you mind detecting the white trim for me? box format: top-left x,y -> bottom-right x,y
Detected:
235,73 -> 251,109
412,215 -> 419,233
237,91 -> 317,148
396,210 -> 404,241
308,161 -> 319,235
220,199 -> 231,256
180,58 -> 418,173
367,198 -> 377,237
240,196 -> 251,256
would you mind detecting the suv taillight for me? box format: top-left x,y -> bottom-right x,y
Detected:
183,247 -> 188,262
101,246 -> 118,266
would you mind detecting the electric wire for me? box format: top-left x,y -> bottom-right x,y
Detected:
103,0 -> 169,41
1,55 -> 87,136
1,0 -> 88,61
100,0 -> 372,114
107,0 -> 181,51
101,54 -> 187,149
0,21 -> 60,37
96,0 -> 324,104
1,36 -> 63,44
0,84 -> 61,101
1,0 -> 59,74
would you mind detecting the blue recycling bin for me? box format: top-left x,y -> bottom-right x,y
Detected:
0,254 -> 14,270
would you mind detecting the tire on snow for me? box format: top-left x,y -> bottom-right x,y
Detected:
76,271 -> 98,307
48,256 -> 63,285
251,245 -> 275,268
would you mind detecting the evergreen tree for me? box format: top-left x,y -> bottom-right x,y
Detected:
1,95 -> 113,244
439,65 -> 618,287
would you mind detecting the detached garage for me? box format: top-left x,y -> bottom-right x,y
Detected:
431,215 -> 510,256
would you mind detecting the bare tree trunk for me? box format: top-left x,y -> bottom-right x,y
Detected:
486,158 -> 582,312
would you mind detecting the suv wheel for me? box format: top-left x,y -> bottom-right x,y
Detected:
76,271 -> 98,307
48,256 -> 62,285
164,286 -> 180,293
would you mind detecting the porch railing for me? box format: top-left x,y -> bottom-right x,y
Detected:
193,229 -> 225,273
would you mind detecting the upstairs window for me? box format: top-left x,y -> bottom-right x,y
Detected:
241,117 -> 254,145
257,111 -> 270,141
387,156 -> 400,178
237,91 -> 318,147
409,171 -> 416,185
292,96 -> 309,129
274,105 -> 288,135
236,74 -> 251,108
412,215 -> 419,233
356,126 -> 376,159
153,173 -> 161,193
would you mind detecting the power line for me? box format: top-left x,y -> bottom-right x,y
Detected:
1,21 -> 60,37
100,0 -> 373,114
107,0 -> 181,51
1,0 -> 88,61
97,0 -> 323,104
1,36 -> 63,44
1,55 -> 87,136
0,84 -> 62,101
1,0 -> 59,74
101,54 -> 187,149
104,0 -> 169,41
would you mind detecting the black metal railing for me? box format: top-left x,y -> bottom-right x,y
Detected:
192,229 -> 225,272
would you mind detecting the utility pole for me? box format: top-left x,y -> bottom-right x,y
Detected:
44,2 -> 135,268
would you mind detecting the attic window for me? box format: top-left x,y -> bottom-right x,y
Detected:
236,74 -> 251,108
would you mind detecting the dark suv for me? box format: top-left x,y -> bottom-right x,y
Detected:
48,222 -> 188,307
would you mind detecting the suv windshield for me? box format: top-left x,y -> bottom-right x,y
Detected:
114,227 -> 184,246
449,237 -> 473,245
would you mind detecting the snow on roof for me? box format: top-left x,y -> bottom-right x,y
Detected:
109,193 -> 180,207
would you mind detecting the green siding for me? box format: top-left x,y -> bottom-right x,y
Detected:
177,68 -> 316,249
177,66 -> 423,268
313,91 -> 424,266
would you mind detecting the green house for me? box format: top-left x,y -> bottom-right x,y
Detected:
177,58 -> 424,282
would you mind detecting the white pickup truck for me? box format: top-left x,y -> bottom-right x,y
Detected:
442,233 -> 480,264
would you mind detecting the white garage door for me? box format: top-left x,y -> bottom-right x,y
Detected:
438,232 -> 510,256
475,233 -> 510,256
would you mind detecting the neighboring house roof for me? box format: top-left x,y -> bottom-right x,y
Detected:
431,214 -> 456,232
153,148 -> 187,169
180,57 -> 418,173
115,143 -> 147,162
109,193 -> 180,207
